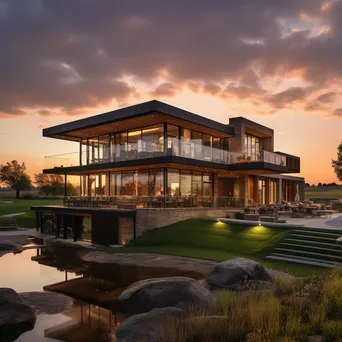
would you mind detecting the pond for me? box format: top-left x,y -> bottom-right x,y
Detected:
1,242 -> 202,342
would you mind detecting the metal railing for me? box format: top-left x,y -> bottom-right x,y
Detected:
61,196 -> 244,209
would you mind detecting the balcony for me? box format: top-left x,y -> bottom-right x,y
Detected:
44,140 -> 287,170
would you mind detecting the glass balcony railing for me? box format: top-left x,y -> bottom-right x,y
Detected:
44,140 -> 287,169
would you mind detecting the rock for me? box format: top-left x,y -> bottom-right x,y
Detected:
20,292 -> 73,315
116,307 -> 183,342
208,258 -> 272,289
0,241 -> 23,253
0,288 -> 36,342
227,280 -> 275,291
116,277 -> 212,316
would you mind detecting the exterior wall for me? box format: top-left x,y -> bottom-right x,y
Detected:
228,117 -> 274,153
118,217 -> 135,244
135,208 -> 227,236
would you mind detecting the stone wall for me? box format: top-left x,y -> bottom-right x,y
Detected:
135,208 -> 227,236
118,217 -> 135,244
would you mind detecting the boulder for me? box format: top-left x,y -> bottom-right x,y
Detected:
116,307 -> 183,342
0,288 -> 36,342
116,277 -> 212,316
227,280 -> 274,291
0,241 -> 23,253
208,258 -> 272,289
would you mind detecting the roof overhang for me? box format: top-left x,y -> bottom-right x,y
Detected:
43,100 -> 234,141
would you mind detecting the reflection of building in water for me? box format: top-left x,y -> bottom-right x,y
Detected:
44,299 -> 120,341
31,247 -> 126,341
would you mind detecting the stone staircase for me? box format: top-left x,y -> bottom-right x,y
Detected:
266,229 -> 342,268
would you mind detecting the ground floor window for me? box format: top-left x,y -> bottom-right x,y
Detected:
269,179 -> 277,203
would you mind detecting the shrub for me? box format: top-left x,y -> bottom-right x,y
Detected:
322,321 -> 342,341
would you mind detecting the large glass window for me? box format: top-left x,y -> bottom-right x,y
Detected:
182,129 -> 191,158
119,132 -> 127,161
191,132 -> 202,159
121,172 -> 135,196
99,135 -> 110,162
203,134 -> 212,161
168,169 -> 180,196
180,171 -> 192,196
269,179 -> 277,203
167,124 -> 179,156
203,173 -> 213,197
141,125 -> 164,156
81,175 -> 88,196
192,172 -> 202,196
127,129 -> 141,160
137,171 -> 149,196
245,134 -> 261,161
149,169 -> 164,196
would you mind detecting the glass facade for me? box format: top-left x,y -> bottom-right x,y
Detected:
79,123 -> 231,165
245,134 -> 262,161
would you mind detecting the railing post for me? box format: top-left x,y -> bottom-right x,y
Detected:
64,173 -> 67,197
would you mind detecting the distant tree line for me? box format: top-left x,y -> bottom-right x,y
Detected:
305,182 -> 342,187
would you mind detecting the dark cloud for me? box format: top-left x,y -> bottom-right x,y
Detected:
2,0 -> 342,118
150,83 -> 177,97
333,108 -> 342,117
265,87 -> 310,109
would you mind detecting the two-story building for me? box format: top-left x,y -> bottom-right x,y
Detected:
32,100 -> 304,245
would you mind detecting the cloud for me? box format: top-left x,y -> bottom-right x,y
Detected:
332,108 -> 342,117
2,0 -> 342,118
264,87 -> 311,109
150,83 -> 177,97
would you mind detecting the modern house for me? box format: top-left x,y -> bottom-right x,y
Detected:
32,100 -> 304,245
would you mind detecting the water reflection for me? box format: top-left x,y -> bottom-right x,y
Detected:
0,245 -> 202,341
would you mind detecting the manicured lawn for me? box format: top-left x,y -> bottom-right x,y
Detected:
102,218 -> 325,276
0,198 -> 61,228
305,186 -> 342,199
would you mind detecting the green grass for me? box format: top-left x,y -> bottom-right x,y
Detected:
0,198 -> 61,228
102,218 -> 326,276
305,186 -> 342,200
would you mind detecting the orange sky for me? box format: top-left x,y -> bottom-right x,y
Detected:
0,1 -> 341,185
0,89 -> 341,185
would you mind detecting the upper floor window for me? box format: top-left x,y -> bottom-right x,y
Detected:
245,134 -> 262,161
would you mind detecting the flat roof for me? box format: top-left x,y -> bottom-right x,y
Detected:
43,100 -> 234,140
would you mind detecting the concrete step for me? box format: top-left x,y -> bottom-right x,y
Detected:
287,234 -> 337,241
265,254 -> 338,268
292,230 -> 342,237
274,248 -> 342,260
279,242 -> 342,254
284,238 -> 342,248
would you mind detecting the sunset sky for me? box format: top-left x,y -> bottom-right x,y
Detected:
1,0 -> 341,185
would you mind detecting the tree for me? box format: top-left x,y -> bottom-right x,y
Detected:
0,160 -> 32,198
34,174 -> 51,195
332,142 -> 342,182
34,173 -> 64,196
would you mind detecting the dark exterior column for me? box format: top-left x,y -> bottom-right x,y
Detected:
86,138 -> 90,165
72,216 -> 77,242
64,173 -> 67,197
79,139 -> 82,165
298,181 -> 305,201
163,168 -> 168,208
36,211 -> 40,232
163,123 -> 168,155
55,214 -> 60,238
